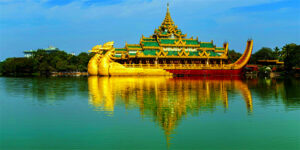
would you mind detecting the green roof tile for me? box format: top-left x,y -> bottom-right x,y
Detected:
115,48 -> 126,51
143,39 -> 156,42
114,54 -> 122,58
143,49 -> 158,56
216,47 -> 224,50
189,51 -> 199,56
159,39 -> 177,44
127,45 -> 141,48
167,51 -> 178,56
128,51 -> 137,56
200,43 -> 214,48
161,31 -> 168,35
207,51 -> 220,56
184,40 -> 199,45
142,42 -> 159,47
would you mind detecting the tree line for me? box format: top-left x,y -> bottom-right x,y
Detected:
228,43 -> 300,72
0,43 -> 299,75
0,49 -> 94,75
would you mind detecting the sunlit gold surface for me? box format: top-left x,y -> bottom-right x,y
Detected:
87,53 -> 101,76
88,41 -> 172,76
86,4 -> 253,76
98,50 -> 115,76
229,40 -> 253,69
108,62 -> 172,76
88,40 -> 253,76
88,76 -> 253,144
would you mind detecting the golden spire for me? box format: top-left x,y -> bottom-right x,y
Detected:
162,3 -> 174,26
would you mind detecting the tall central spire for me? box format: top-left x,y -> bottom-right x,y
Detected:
162,3 -> 174,26
153,3 -> 186,38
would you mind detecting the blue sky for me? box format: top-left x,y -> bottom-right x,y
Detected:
0,0 -> 299,60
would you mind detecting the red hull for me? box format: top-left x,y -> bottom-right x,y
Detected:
165,69 -> 243,76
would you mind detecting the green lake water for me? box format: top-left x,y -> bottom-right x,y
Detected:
0,76 -> 299,150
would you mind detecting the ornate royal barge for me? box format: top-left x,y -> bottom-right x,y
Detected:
88,5 -> 253,76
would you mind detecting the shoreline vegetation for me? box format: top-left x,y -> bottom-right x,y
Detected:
226,43 -> 299,78
0,43 -> 299,77
0,49 -> 94,76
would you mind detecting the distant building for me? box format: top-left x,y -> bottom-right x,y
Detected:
24,46 -> 59,57
257,60 -> 284,66
245,65 -> 259,72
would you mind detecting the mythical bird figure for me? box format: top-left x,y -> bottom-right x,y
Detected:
88,41 -> 115,76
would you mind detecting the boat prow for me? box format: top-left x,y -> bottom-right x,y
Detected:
226,40 -> 253,69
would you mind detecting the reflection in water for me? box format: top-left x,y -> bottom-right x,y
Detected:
247,78 -> 300,107
88,76 -> 253,145
3,77 -> 88,103
1,77 -> 299,149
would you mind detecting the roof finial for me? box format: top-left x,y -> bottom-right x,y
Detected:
162,2 -> 174,26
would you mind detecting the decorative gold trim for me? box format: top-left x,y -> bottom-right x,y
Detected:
175,37 -> 186,46
156,48 -> 168,56
200,50 -> 209,57
178,48 -> 189,56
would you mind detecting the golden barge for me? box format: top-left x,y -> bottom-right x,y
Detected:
88,4 -> 253,76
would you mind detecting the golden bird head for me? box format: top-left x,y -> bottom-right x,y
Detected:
88,41 -> 114,52
103,41 -> 114,48
88,45 -> 103,53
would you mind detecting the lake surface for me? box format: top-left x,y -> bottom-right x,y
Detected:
0,76 -> 299,150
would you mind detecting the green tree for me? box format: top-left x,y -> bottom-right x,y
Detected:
77,52 -> 92,71
55,60 -> 69,72
0,49 -> 96,76
1,58 -> 17,74
250,47 -> 275,64
273,46 -> 281,60
0,61 -> 3,73
228,49 -> 242,63
0,57 -> 38,75
281,43 -> 300,72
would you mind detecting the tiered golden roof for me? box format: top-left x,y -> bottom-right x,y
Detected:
87,4 -> 253,76
111,4 -> 228,59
